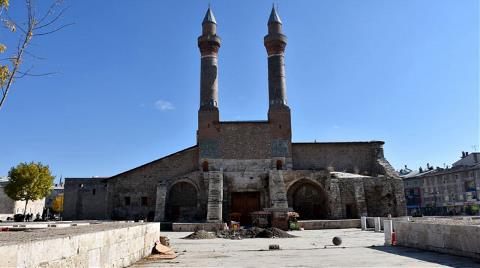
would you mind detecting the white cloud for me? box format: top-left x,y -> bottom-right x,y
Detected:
154,100 -> 174,111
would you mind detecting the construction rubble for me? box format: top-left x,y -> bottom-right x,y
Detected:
183,227 -> 296,240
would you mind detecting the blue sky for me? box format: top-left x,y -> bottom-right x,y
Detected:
1,0 -> 478,181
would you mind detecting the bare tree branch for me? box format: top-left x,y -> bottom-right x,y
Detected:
0,0 -> 70,110
34,22 -> 74,36
0,26 -> 30,108
23,50 -> 47,60
16,69 -> 57,78
36,1 -> 60,25
34,6 -> 69,30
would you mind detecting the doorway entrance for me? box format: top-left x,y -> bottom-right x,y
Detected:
287,179 -> 328,220
231,192 -> 261,225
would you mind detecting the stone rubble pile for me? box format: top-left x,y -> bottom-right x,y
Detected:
183,227 -> 296,240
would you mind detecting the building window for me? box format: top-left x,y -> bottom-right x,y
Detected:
124,196 -> 131,206
92,189 -> 96,195
141,197 -> 148,206
276,160 -> 283,170
202,161 -> 209,172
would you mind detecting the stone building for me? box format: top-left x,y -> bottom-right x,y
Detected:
0,176 -> 45,220
64,7 -> 406,223
401,152 -> 480,216
44,180 -> 65,217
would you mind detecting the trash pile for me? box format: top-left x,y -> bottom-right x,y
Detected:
183,227 -> 296,240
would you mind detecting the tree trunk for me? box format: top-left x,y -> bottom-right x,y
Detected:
23,199 -> 29,222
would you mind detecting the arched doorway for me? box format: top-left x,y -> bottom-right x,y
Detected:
166,181 -> 198,222
287,179 -> 328,220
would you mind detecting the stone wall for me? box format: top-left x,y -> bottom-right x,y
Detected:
106,146 -> 200,221
298,219 -> 361,229
217,122 -> 273,159
64,178 -> 108,220
0,184 -> 15,217
1,222 -> 160,268
1,183 -> 45,220
395,221 -> 480,260
363,177 -> 406,217
291,142 -> 384,175
199,121 -> 292,161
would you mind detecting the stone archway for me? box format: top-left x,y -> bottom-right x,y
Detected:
166,181 -> 198,222
287,179 -> 328,220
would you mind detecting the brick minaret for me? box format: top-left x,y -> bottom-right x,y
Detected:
264,6 -> 292,156
265,6 -> 288,110
198,7 -> 221,143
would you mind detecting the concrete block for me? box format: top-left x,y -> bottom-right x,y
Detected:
361,217 -> 367,230
383,220 -> 393,246
48,223 -> 72,228
374,217 -> 381,232
71,223 -> 89,226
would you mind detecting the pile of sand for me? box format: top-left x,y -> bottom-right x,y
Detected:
182,230 -> 217,239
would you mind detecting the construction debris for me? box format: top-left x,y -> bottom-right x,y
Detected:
159,236 -> 170,246
217,227 -> 296,239
183,230 -> 217,240
149,241 -> 177,260
182,227 -> 296,240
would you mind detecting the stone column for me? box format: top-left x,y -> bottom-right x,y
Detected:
268,170 -> 288,209
206,171 -> 223,222
353,179 -> 368,217
154,183 -> 168,222
326,178 -> 343,219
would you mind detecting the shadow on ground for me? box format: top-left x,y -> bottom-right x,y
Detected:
369,245 -> 480,268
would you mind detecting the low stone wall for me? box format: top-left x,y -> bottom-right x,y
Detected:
298,219 -> 360,230
395,221 -> 480,260
1,222 -> 160,267
172,222 -> 225,232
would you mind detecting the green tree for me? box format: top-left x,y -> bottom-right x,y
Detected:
5,162 -> 54,219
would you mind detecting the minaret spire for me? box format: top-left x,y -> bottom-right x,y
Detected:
198,6 -> 221,110
203,6 -> 217,24
264,6 -> 288,108
197,6 -> 221,144
268,4 -> 282,24
265,6 -> 292,160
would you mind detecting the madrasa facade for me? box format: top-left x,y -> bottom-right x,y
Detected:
64,7 -> 406,224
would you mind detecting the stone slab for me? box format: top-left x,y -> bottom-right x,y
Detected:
395,221 -> 480,260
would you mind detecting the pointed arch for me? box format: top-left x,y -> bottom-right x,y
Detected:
165,180 -> 199,222
287,178 -> 328,220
